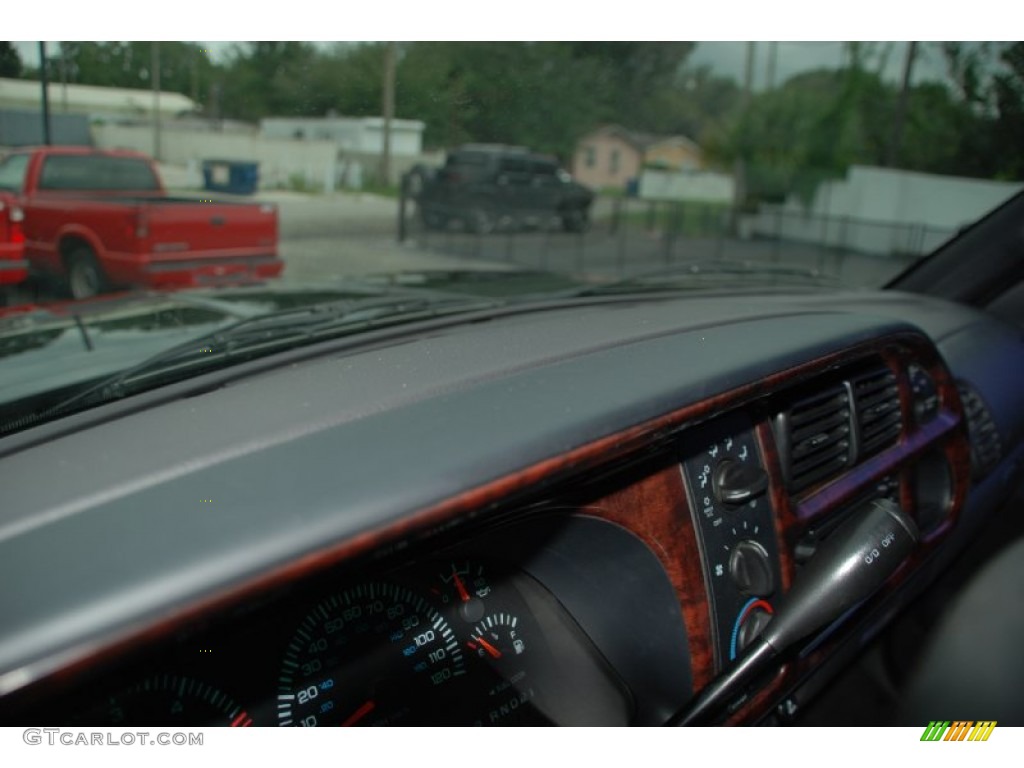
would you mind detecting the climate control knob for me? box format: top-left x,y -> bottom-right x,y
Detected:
713,459 -> 768,506
728,539 -> 775,596
734,601 -> 774,657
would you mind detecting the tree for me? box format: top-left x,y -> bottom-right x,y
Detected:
0,42 -> 22,78
217,42 -> 322,120
990,42 -> 1024,179
39,42 -> 215,109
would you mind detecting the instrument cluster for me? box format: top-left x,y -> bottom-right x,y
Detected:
34,554 -> 632,727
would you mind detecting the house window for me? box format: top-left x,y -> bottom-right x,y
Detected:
610,149 -> 620,175
584,146 -> 596,169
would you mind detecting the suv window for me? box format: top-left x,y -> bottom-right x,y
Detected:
528,159 -> 558,176
446,151 -> 489,168
498,156 -> 529,174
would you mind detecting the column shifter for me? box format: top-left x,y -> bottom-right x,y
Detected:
669,498 -> 919,726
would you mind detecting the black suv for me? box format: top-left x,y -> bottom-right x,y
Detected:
413,145 -> 594,233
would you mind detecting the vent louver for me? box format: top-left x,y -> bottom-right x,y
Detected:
853,367 -> 902,458
958,382 -> 1002,481
780,383 -> 853,494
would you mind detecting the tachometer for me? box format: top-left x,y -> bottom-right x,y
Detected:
277,581 -> 465,726
81,675 -> 253,726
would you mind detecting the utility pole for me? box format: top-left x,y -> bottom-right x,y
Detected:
381,42 -> 396,187
887,41 -> 917,168
38,42 -> 51,145
732,41 -> 757,232
151,42 -> 161,160
765,42 -> 778,91
191,45 -> 200,105
59,42 -> 68,112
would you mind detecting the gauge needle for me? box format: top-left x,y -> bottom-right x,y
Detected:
474,636 -> 503,659
451,569 -> 471,602
339,699 -> 376,727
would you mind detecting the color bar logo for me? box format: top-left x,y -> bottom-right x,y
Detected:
920,721 -> 997,741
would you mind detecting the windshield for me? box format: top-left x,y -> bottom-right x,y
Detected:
1,39 -> 1022,425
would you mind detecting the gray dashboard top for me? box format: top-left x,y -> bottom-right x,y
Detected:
0,288 -> 1021,692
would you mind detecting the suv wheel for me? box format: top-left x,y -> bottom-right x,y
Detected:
561,208 -> 590,233
467,208 -> 495,235
420,208 -> 448,231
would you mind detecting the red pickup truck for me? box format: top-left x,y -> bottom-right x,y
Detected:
0,146 -> 281,300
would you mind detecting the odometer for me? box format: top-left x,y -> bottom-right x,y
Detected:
277,581 -> 465,726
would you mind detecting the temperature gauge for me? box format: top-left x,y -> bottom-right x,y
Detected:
434,560 -> 491,623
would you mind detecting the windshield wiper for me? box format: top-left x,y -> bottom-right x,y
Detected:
43,295 -> 500,421
574,259 -> 849,296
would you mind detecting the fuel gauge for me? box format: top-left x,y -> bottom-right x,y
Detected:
468,613 -> 528,664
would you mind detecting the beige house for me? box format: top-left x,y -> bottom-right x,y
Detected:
645,136 -> 703,173
572,124 -> 703,190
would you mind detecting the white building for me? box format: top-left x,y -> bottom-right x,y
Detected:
0,77 -> 198,122
260,116 -> 425,157
745,165 -> 1024,256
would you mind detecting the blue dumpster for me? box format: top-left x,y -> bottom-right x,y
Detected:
202,160 -> 260,195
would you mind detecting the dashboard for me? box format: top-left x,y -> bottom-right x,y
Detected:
1,287 -> 1023,726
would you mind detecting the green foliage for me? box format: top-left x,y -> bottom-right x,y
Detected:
217,42 -> 321,120
714,42 -> 1024,206
990,43 -> 1024,179
0,42 -> 22,78
285,172 -> 317,193
210,42 -> 695,160
27,42 -> 215,110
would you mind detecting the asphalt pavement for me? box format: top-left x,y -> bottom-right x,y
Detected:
13,186 -> 920,304
269,193 -> 918,288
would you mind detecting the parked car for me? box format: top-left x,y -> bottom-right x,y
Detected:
415,144 -> 594,233
0,146 -> 281,301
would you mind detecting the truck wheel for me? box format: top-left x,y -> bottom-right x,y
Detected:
66,247 -> 108,300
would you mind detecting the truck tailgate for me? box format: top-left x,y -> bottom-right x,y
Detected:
141,198 -> 278,257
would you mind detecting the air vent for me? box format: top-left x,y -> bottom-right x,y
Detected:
957,382 -> 1002,481
779,383 -> 853,494
853,367 -> 902,458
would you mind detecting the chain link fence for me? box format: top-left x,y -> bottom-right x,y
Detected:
396,188 -> 945,288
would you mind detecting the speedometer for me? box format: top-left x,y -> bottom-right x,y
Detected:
277,581 -> 465,726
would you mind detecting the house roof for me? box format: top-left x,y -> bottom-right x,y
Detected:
646,135 -> 702,153
0,78 -> 197,117
260,116 -> 426,132
579,123 -> 700,153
